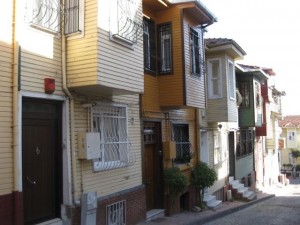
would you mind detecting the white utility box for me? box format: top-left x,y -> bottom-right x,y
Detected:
78,132 -> 101,160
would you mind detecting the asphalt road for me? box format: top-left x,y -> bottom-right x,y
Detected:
203,178 -> 300,225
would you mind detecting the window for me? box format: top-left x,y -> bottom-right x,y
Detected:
143,18 -> 156,72
228,60 -> 236,99
172,124 -> 193,164
207,59 -> 222,98
239,82 -> 250,108
190,28 -> 200,75
106,200 -> 126,225
288,131 -> 296,141
65,0 -> 83,35
214,131 -> 221,165
26,0 -> 61,33
236,129 -> 254,158
158,23 -> 172,73
110,0 -> 143,46
92,104 -> 134,171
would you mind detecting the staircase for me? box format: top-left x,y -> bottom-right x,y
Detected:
229,177 -> 256,201
146,209 -> 165,222
203,193 -> 222,210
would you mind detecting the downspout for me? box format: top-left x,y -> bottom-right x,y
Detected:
12,0 -> 20,193
61,15 -> 77,205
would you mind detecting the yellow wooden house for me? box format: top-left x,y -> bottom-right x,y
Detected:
141,0 -> 216,216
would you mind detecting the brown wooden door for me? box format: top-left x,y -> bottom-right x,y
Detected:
143,122 -> 164,210
22,99 -> 62,224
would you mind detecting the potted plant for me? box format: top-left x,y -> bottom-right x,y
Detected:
191,162 -> 217,208
164,167 -> 188,204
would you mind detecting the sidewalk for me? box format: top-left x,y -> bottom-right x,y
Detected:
138,179 -> 300,225
138,186 -> 285,225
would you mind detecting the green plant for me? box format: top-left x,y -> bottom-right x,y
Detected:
191,162 -> 218,206
164,167 -> 188,203
292,150 -> 300,162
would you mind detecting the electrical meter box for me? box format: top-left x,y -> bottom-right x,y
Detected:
78,132 -> 101,160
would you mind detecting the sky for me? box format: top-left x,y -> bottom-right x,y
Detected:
201,0 -> 300,115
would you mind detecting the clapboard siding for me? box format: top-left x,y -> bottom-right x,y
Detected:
73,94 -> 142,198
67,0 -> 144,94
183,14 -> 206,108
206,53 -> 233,122
142,75 -> 161,113
0,1 -> 13,194
156,7 -> 184,107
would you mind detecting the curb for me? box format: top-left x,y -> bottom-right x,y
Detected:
187,194 -> 275,225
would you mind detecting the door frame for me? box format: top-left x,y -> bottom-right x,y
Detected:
20,92 -> 72,218
142,120 -> 164,210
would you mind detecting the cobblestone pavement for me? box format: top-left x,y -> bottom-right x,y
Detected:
138,178 -> 300,225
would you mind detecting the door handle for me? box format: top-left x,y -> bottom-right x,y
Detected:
26,176 -> 36,185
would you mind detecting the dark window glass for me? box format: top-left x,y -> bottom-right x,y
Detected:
158,23 -> 172,73
143,18 -> 156,72
190,28 -> 200,75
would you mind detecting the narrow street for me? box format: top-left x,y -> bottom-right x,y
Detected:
204,178 -> 300,225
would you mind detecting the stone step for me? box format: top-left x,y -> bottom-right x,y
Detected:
36,219 -> 63,225
206,199 -> 222,210
203,194 -> 216,204
146,209 -> 165,222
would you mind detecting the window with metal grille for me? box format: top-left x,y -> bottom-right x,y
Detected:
190,28 -> 200,75
106,200 -> 126,225
172,124 -> 193,164
239,82 -> 250,108
26,0 -> 61,33
143,18 -> 156,73
158,23 -> 172,74
92,104 -> 135,171
64,0 -> 81,34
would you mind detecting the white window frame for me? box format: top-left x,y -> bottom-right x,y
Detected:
207,58 -> 222,99
26,0 -> 61,34
227,59 -> 236,100
91,103 -> 130,171
214,131 -> 221,165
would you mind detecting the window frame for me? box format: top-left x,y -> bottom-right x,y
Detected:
143,18 -> 157,74
190,27 -> 201,76
213,131 -> 222,165
207,58 -> 222,99
64,0 -> 85,36
157,22 -> 173,75
91,103 -> 129,171
228,60 -> 236,100
172,123 -> 192,164
236,129 -> 254,159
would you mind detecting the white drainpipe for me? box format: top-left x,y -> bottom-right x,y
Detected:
61,12 -> 78,205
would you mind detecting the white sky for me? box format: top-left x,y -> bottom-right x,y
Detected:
201,0 -> 300,115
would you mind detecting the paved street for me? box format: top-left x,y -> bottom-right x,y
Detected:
204,178 -> 300,225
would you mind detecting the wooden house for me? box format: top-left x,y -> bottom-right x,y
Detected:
0,0 -> 145,224
141,0 -> 216,217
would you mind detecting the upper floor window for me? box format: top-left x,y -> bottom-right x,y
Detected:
64,0 -> 83,35
158,23 -> 172,74
91,104 -> 135,171
190,28 -> 200,76
143,18 -> 156,73
228,60 -> 236,99
207,59 -> 222,99
239,82 -> 250,108
26,0 -> 61,33
110,0 -> 143,46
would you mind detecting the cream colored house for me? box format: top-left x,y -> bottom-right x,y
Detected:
279,115 -> 300,169
0,0 -> 145,224
202,38 -> 246,200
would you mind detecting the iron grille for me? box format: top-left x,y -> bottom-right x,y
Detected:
106,200 -> 126,225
